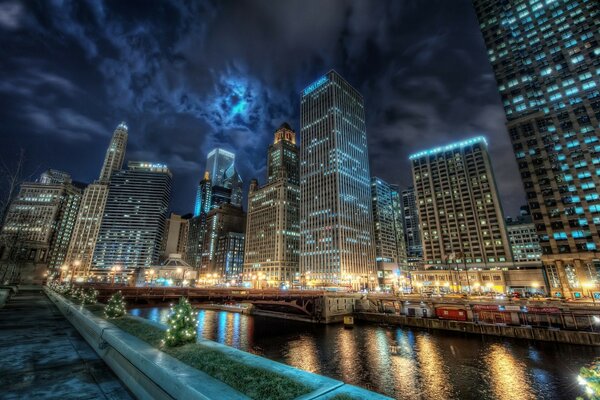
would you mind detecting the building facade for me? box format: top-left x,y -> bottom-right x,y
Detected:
162,213 -> 190,260
193,171 -> 212,217
506,215 -> 543,266
473,0 -> 600,298
244,123 -> 300,287
65,122 -> 128,276
201,203 -> 246,278
410,137 -> 513,271
371,178 -> 407,286
0,171 -> 83,281
402,186 -> 423,263
299,70 -> 375,287
92,162 -> 171,271
215,232 -> 245,282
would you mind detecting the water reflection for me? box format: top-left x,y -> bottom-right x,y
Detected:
129,306 -> 600,399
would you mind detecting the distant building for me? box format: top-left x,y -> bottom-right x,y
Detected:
410,137 -> 512,278
244,123 -> 300,287
162,213 -> 191,260
206,148 -> 235,187
185,214 -> 208,269
65,122 -> 128,277
193,171 -> 212,217
215,232 -> 245,282
506,210 -> 542,267
472,0 -> 600,298
223,164 -> 243,208
201,203 -> 246,279
401,186 -> 422,263
371,177 -> 407,287
92,162 -> 172,272
0,171 -> 83,281
300,70 -> 375,287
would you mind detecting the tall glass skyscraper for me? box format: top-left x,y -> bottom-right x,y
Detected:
92,162 -> 172,270
206,148 -> 235,187
473,0 -> 600,298
299,70 -> 375,287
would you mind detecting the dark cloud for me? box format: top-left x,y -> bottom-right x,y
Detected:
0,0 -> 524,216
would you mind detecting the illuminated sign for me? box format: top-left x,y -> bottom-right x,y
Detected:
409,136 -> 488,160
303,76 -> 328,96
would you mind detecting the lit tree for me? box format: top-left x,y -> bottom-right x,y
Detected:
164,297 -> 197,347
579,365 -> 600,400
104,291 -> 126,318
81,288 -> 98,305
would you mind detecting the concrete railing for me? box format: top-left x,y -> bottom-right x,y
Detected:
45,288 -> 390,400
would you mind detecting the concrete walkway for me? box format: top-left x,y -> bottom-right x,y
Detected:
0,287 -> 132,400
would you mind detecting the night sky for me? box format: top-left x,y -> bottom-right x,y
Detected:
0,0 -> 525,216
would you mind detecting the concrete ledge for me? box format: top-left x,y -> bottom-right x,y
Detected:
356,312 -> 600,346
46,289 -> 392,400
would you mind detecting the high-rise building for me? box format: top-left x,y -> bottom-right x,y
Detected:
92,162 -> 171,271
162,213 -> 191,260
410,137 -> 513,272
65,122 -> 128,276
244,123 -> 300,287
402,186 -> 423,262
472,0 -> 600,297
0,171 -> 83,280
215,232 -> 245,282
193,172 -> 213,217
99,122 -> 128,183
390,184 -> 408,269
185,214 -> 208,269
222,164 -> 243,208
206,148 -> 235,187
371,177 -> 407,286
300,70 -> 375,287
201,203 -> 246,277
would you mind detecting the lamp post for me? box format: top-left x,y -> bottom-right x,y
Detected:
531,281 -> 539,296
60,265 -> 69,283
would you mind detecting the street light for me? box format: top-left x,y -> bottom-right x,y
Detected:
583,282 -> 596,304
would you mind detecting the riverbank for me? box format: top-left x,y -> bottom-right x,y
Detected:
355,311 -> 600,346
46,288 -> 391,400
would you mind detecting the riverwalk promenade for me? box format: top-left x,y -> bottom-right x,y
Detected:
0,287 -> 131,399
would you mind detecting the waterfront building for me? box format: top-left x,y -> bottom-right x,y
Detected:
472,0 -> 600,298
244,123 -> 300,287
506,207 -> 543,267
65,122 -> 128,277
92,162 -> 171,272
402,186 -> 423,264
410,137 -> 513,278
215,232 -> 245,282
161,213 -> 191,260
201,203 -> 246,279
299,70 -> 375,287
0,171 -> 83,281
193,172 -> 212,217
371,177 -> 407,287
206,148 -> 235,187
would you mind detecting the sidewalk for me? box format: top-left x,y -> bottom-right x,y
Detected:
0,287 -> 132,399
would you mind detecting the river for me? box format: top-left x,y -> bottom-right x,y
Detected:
129,306 -> 599,399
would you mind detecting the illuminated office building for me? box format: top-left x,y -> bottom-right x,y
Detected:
162,213 -> 190,260
300,70 -> 375,286
473,0 -> 600,297
92,162 -> 171,270
371,178 -> 407,285
410,137 -> 513,271
201,203 -> 246,276
402,186 -> 423,262
65,122 -> 128,276
244,123 -> 300,287
193,172 -> 212,217
206,148 -> 235,187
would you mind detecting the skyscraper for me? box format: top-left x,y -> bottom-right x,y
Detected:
222,164 -> 243,208
206,148 -> 235,187
92,162 -> 171,271
473,0 -> 600,297
161,213 -> 191,260
300,70 -> 375,287
244,123 -> 300,287
402,186 -> 423,262
193,172 -> 213,217
410,137 -> 513,271
65,122 -> 128,276
371,177 -> 407,287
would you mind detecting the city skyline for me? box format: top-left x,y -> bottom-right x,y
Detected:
0,0 -> 525,217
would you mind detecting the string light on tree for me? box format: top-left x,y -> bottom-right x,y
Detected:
104,291 -> 126,318
164,297 -> 197,347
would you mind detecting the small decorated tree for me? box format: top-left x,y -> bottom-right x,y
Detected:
578,365 -> 600,400
104,291 -> 126,318
81,288 -> 98,305
164,297 -> 197,347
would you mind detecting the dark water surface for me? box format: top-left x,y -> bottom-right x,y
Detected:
129,306 -> 599,400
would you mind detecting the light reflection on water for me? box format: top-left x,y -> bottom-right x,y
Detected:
129,307 -> 599,399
